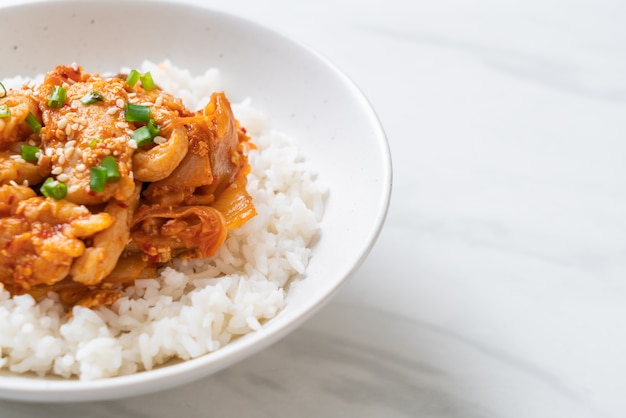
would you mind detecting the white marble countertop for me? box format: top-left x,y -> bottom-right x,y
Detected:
2,0 -> 626,416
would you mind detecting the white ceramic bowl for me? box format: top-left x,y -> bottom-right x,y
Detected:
0,0 -> 391,402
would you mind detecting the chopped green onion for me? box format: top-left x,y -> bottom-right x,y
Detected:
140,72 -> 156,90
147,119 -> 160,137
41,177 -> 67,200
21,145 -> 40,162
80,90 -> 104,105
0,104 -> 10,118
131,125 -> 153,146
100,155 -> 120,183
25,112 -> 41,133
125,103 -> 150,123
0,81 -> 6,98
88,138 -> 100,148
89,166 -> 107,192
47,86 -> 67,108
126,69 -> 141,88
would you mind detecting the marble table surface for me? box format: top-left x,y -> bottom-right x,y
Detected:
2,0 -> 626,416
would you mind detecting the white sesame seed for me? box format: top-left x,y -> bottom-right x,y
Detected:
58,154 -> 66,164
65,140 -> 76,149
75,148 -> 83,158
57,173 -> 69,182
57,118 -> 68,130
140,101 -> 152,107
116,121 -> 128,129
71,100 -> 81,109
65,124 -> 73,136
71,123 -> 80,131
45,148 -> 54,157
155,96 -> 163,107
65,147 -> 74,159
107,106 -> 118,115
9,180 -> 18,187
128,93 -> 137,98
51,167 -> 62,175
22,179 -> 29,187
55,148 -> 63,156
153,136 -> 166,145
28,139 -> 36,146
71,62 -> 78,71
69,185 -> 80,194
128,139 -> 138,149
62,82 -> 70,89
76,163 -> 86,172
116,99 -> 125,108
9,154 -> 23,160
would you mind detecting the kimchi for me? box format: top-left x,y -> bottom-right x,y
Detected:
0,65 -> 256,307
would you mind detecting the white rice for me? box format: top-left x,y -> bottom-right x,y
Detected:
0,61 -> 325,380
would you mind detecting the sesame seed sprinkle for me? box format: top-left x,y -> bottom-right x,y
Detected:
57,173 -> 69,182
153,136 -> 166,145
51,167 -> 62,175
116,99 -> 125,108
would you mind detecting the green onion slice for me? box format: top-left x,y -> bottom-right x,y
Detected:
0,104 -> 10,118
0,81 -> 6,98
89,166 -> 107,192
21,145 -> 40,162
131,125 -> 153,147
125,103 -> 150,123
41,177 -> 67,200
126,69 -> 141,88
100,155 -> 120,183
88,138 -> 100,148
147,119 -> 160,137
25,112 -> 41,133
140,72 -> 156,90
47,86 -> 67,108
80,90 -> 104,105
